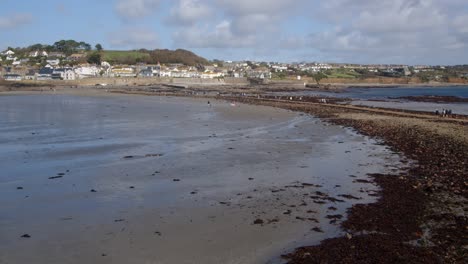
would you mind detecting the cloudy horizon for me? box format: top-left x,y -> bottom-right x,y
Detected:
1,0 -> 467,65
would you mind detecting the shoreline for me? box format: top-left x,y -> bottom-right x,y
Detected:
1,79 -> 468,93
219,96 -> 467,263
1,87 -> 467,263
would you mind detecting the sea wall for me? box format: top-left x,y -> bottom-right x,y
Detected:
4,77 -> 250,87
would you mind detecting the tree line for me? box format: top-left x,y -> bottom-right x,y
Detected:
5,40 -> 104,57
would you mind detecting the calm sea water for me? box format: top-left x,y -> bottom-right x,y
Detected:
343,86 -> 468,100
276,86 -> 468,100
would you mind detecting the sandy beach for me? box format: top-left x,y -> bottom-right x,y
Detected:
0,92 -> 404,264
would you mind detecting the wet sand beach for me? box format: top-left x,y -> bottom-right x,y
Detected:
223,95 -> 467,263
0,92 -> 404,264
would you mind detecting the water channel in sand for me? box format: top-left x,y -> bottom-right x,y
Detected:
0,93 -> 405,264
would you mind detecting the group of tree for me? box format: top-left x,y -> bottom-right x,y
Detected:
3,42 -> 216,67
147,49 -> 208,66
4,40 -> 104,57
52,40 -> 92,55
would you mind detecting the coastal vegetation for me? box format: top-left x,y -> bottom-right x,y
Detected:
1,40 -> 209,67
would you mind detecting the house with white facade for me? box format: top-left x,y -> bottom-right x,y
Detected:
201,70 -> 224,79
64,69 -> 76,80
111,66 -> 136,77
46,59 -> 61,66
159,69 -> 172,77
4,50 -> 15,56
3,74 -> 22,81
74,65 -> 100,78
29,51 -> 48,57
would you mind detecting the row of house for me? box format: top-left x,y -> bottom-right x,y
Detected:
0,49 -> 88,67
1,53 -> 278,81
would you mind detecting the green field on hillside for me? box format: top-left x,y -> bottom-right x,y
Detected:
325,69 -> 361,79
102,50 -> 150,62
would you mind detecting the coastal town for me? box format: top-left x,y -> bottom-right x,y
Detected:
1,42 -> 467,84
2,0 -> 468,263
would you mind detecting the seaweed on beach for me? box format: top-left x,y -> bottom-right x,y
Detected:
221,95 -> 468,263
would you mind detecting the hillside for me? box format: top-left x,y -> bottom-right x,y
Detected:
101,50 -> 151,64
102,49 -> 209,66
150,49 -> 209,66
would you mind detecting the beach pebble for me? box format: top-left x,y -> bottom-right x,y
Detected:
253,219 -> 264,225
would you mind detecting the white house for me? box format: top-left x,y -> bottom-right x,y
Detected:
4,74 -> 22,81
159,69 -> 172,77
74,66 -> 100,78
4,50 -> 15,56
46,59 -> 61,66
201,70 -> 224,79
64,69 -> 76,80
111,66 -> 135,77
29,51 -> 48,57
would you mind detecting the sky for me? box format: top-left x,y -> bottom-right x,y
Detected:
1,0 -> 468,65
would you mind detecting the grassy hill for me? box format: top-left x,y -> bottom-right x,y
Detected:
102,50 -> 150,63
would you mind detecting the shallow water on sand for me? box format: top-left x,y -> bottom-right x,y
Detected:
352,100 -> 468,115
0,94 -> 405,264
275,86 -> 468,100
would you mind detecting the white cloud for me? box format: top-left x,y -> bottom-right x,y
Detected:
173,21 -> 257,48
167,0 -> 213,25
0,13 -> 33,29
169,0 -> 310,50
454,15 -> 468,34
216,0 -> 304,16
115,0 -> 160,20
305,0 -> 468,64
109,28 -> 159,49
353,2 -> 445,33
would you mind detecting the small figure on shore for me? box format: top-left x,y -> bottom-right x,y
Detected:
207,101 -> 211,107
435,109 -> 439,116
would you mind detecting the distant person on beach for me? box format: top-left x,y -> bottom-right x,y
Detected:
435,109 -> 439,115
207,101 -> 211,107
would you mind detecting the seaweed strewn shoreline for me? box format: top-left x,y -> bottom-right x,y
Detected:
220,96 -> 467,263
